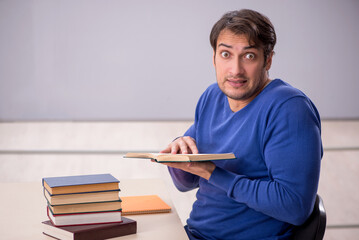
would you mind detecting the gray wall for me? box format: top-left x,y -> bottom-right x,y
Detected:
1,0 -> 358,121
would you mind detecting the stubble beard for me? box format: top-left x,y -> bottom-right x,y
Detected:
219,68 -> 268,102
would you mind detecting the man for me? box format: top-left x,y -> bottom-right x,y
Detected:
160,9 -> 322,240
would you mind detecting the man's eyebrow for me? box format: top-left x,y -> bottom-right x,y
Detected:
217,43 -> 258,50
243,45 -> 257,50
218,43 -> 232,48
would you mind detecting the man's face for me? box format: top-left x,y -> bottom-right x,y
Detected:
214,29 -> 272,111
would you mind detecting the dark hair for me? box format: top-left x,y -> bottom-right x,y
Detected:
210,9 -> 276,60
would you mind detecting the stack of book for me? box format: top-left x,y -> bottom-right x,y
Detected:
41,173 -> 136,240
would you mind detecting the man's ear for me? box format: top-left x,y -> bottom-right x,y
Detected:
265,51 -> 274,71
213,50 -> 216,67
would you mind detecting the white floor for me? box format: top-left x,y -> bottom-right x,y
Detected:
0,120 -> 358,239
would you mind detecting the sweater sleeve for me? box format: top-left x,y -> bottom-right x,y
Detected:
168,166 -> 200,192
208,97 -> 322,225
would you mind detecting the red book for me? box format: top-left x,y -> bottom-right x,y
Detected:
47,207 -> 123,227
42,217 -> 136,240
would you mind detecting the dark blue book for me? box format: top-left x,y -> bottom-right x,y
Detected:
42,174 -> 120,195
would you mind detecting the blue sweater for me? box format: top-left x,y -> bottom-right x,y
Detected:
168,79 -> 322,240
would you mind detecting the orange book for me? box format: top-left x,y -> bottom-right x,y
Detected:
121,195 -> 171,215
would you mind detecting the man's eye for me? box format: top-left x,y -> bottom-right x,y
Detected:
244,53 -> 255,60
221,51 -> 230,58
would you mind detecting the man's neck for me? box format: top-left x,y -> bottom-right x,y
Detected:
229,79 -> 271,112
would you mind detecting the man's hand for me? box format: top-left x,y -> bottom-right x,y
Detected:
159,136 -> 215,180
162,161 -> 215,180
160,136 -> 198,154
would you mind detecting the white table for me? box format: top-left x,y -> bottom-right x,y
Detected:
0,179 -> 188,240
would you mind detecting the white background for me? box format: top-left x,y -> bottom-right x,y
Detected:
1,0 -> 358,120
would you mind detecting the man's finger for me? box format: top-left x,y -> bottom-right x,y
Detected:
160,145 -> 171,153
171,143 -> 180,154
183,137 -> 198,154
177,138 -> 190,154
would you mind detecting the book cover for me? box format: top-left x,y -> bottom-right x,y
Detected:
42,174 -> 120,195
47,207 -> 123,227
42,217 -> 136,240
43,232 -> 60,239
48,200 -> 122,215
44,188 -> 120,206
124,152 -> 236,162
122,195 -> 171,215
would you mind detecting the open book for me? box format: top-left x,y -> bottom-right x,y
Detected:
124,152 -> 235,162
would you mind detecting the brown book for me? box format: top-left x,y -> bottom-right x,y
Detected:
44,189 -> 120,206
43,232 -> 60,239
42,217 -> 137,240
122,195 -> 171,215
124,152 -> 236,162
48,200 -> 122,215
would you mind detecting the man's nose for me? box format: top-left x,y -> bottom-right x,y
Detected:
229,58 -> 245,76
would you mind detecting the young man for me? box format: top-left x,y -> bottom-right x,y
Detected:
160,9 -> 322,240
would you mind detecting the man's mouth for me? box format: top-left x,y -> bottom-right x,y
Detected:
226,78 -> 248,87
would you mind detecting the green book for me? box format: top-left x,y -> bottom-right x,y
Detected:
124,152 -> 236,163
